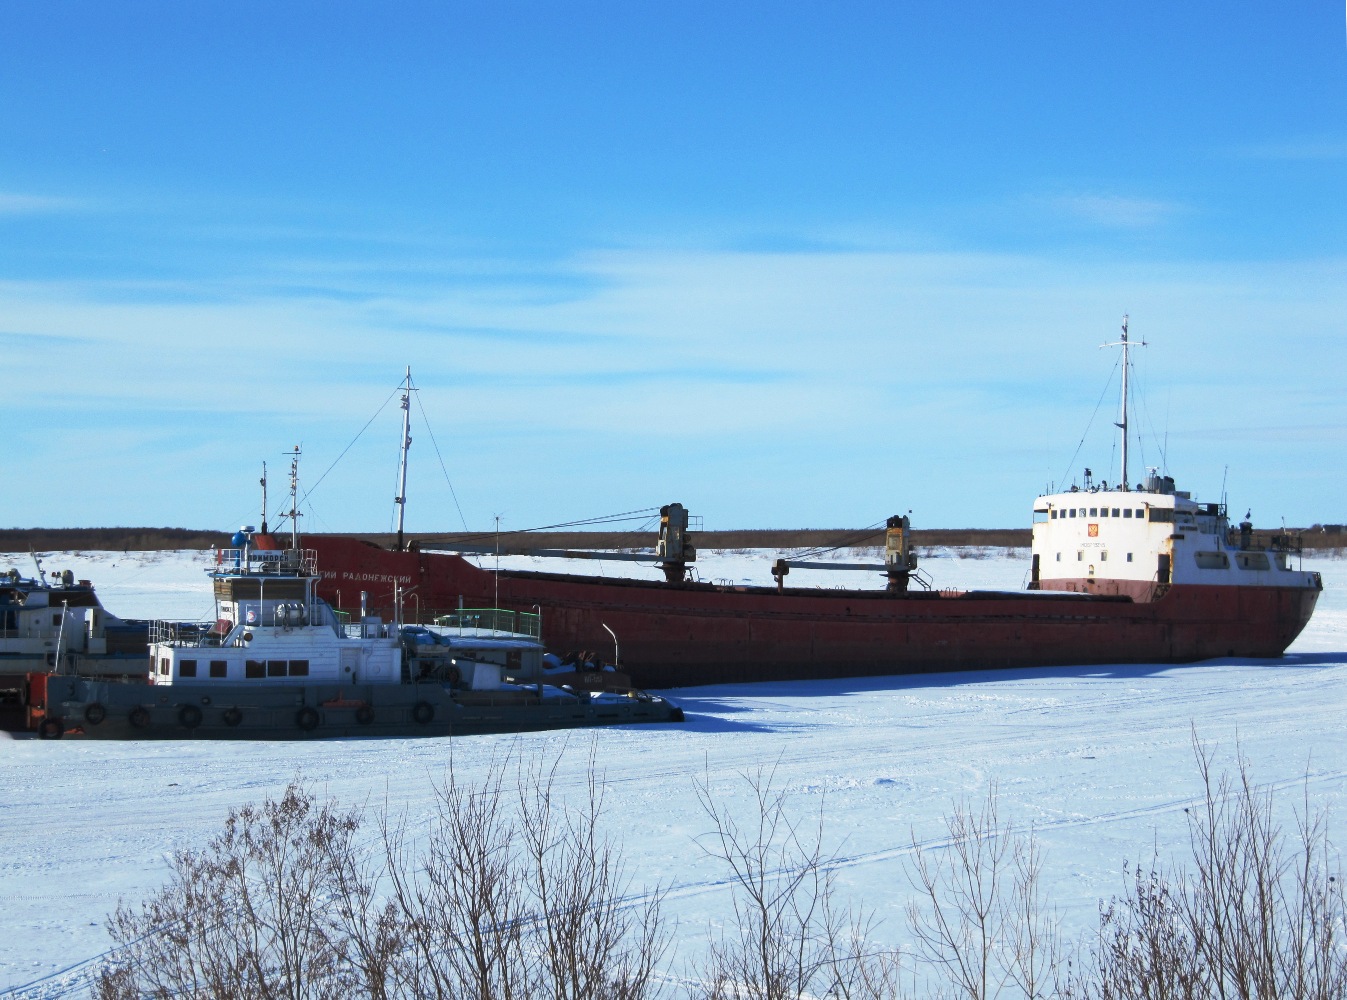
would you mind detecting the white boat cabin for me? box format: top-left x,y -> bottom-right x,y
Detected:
1031,470 -> 1319,596
148,544 -> 546,689
147,546 -> 402,687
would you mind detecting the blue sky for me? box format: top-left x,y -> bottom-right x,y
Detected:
2,3 -> 1345,533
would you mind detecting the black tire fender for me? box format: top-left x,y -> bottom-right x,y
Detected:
129,706 -> 152,729
84,702 -> 107,726
412,701 -> 434,725
355,704 -> 375,725
178,704 -> 203,729
37,717 -> 64,740
296,706 -> 320,731
222,706 -> 243,727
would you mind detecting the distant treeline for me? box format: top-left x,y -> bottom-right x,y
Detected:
3,524 -> 1345,553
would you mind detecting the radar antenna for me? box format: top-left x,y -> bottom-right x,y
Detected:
1100,314 -> 1147,491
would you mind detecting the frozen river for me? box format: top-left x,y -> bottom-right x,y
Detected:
1,546 -> 1343,996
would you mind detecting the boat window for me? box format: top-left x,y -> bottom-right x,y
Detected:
1149,508 -> 1175,523
160,657 -> 171,676
1050,510 -> 1057,519
1101,551 -> 1108,561
210,660 -> 228,678
52,614 -> 62,627
1135,509 -> 1143,518
1101,508 -> 1109,518
1123,509 -> 1132,518
1194,551 -> 1230,570
1079,508 -> 1087,517
1077,551 -> 1083,561
179,659 -> 197,678
1089,508 -> 1098,516
288,659 -> 309,676
1055,553 -> 1061,561
1112,508 -> 1120,517
245,660 -> 265,679
267,660 -> 287,677
1069,509 -> 1076,518
1127,553 -> 1133,562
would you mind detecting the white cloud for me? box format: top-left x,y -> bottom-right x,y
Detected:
2,247 -> 1345,529
1048,193 -> 1181,229
0,192 -> 80,215
1233,137 -> 1347,161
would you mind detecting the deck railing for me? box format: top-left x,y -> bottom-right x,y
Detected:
434,608 -> 542,638
211,548 -> 318,575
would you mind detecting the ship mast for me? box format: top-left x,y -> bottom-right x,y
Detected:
259,461 -> 268,534
394,367 -> 414,553
285,446 -> 302,551
1101,315 -> 1146,491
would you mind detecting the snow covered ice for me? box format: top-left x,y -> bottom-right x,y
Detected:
1,546 -> 1344,995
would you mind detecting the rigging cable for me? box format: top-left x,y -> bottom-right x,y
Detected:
299,384 -> 402,508
1058,352 -> 1122,489
412,380 -> 470,533
791,521 -> 889,561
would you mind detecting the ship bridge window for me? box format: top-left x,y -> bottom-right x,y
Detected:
179,659 -> 197,678
1069,509 -> 1077,518
1149,508 -> 1175,523
246,660 -> 265,679
1194,551 -> 1230,570
210,660 -> 228,678
1123,509 -> 1133,518
1089,507 -> 1098,516
289,659 -> 309,676
1050,510 -> 1057,519
1135,509 -> 1143,518
267,660 -> 287,677
1112,508 -> 1121,517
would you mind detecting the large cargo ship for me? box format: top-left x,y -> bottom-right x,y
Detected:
304,334 -> 1323,689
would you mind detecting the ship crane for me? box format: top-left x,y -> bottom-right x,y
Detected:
771,515 -> 926,594
418,503 -> 698,585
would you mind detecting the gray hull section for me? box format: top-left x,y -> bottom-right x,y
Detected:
40,677 -> 683,740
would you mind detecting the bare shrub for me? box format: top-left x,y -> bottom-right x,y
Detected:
1078,737 -> 1347,1000
380,761 -> 533,999
94,780 -> 376,1000
518,747 -> 670,1000
382,745 -> 668,1000
97,748 -> 667,1000
690,762 -> 905,1000
906,784 -> 1063,1000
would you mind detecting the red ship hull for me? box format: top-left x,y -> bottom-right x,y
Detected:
308,536 -> 1321,689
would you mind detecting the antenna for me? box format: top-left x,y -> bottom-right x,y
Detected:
394,367 -> 414,552
494,514 -> 502,609
285,445 -> 303,551
1100,314 -> 1147,491
259,461 -> 269,534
